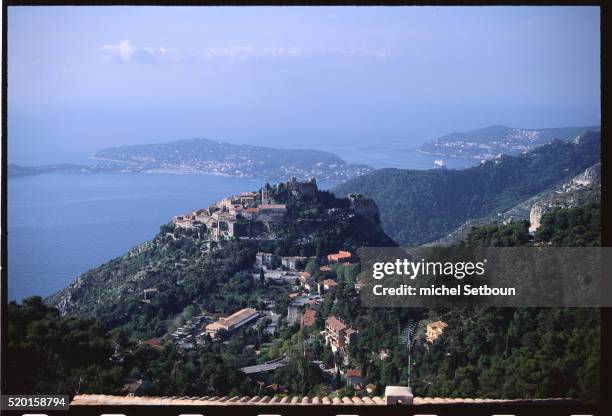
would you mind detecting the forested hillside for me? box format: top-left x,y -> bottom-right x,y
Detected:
406,204 -> 600,403
46,185 -> 394,333
334,132 -> 600,245
7,297 -> 121,395
432,163 -> 600,246
9,203 -> 600,403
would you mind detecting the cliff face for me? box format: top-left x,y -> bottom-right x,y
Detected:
528,205 -> 546,234
348,193 -> 381,225
568,163 -> 600,187
528,163 -> 601,233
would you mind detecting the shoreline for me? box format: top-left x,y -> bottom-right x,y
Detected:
416,148 -> 486,160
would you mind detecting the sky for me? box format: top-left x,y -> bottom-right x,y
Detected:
8,6 -> 601,165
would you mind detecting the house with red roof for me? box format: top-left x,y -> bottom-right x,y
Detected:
324,316 -> 359,352
345,369 -> 363,386
327,250 -> 352,263
301,309 -> 317,328
299,271 -> 316,291
141,337 -> 163,350
318,278 -> 338,295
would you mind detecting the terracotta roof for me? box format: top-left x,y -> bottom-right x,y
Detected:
300,272 -> 314,283
207,308 -> 259,332
346,369 -> 362,378
220,308 -> 258,328
326,316 -> 347,332
302,309 -> 317,327
327,250 -> 352,262
143,338 -> 161,347
319,265 -> 332,272
71,394 -> 578,406
321,278 -> 338,287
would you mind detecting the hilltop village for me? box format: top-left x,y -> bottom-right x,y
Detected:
171,177 -> 314,239
39,175 -> 478,399
127,178 -> 446,394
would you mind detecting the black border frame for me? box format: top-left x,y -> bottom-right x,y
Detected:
0,403 -> 603,416
1,1 -> 608,415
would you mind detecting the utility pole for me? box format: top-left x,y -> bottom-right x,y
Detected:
407,339 -> 412,387
400,320 -> 418,388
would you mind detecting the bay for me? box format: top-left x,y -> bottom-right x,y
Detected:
7,147 -> 477,302
8,173 -> 273,302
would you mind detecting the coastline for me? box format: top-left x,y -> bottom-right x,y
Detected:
416,148 -> 485,160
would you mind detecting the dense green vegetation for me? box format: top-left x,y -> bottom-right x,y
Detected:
9,179 -> 600,402
334,132 -> 600,245
462,203 -> 600,247
7,297 -> 121,395
536,204 -> 601,246
399,205 -> 600,402
7,296 -> 290,397
47,185 -> 393,337
409,307 -> 599,403
462,220 -> 532,247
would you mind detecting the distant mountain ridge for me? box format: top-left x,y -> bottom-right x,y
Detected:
92,138 -> 372,181
334,131 -> 601,246
8,162 -> 132,177
419,124 -> 600,160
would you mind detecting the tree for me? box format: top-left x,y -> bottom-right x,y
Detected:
305,259 -> 318,275
334,367 -> 342,390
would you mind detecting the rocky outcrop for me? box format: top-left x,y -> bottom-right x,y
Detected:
348,193 -> 381,225
287,177 -> 318,198
566,163 -> 600,189
528,205 -> 547,234
128,240 -> 155,258
432,163 -> 601,245
528,163 -> 600,233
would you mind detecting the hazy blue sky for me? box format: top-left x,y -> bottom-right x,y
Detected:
8,6 -> 600,165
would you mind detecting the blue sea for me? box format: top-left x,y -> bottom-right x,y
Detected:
321,143 -> 477,170
7,173 -> 272,302
8,150 -> 478,302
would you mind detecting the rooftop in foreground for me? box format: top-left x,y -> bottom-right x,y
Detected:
70,394 -> 578,406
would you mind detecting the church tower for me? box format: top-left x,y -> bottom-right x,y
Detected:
261,187 -> 269,205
